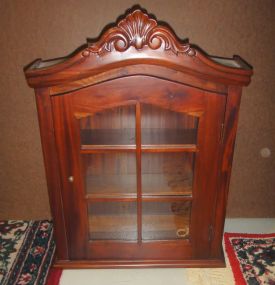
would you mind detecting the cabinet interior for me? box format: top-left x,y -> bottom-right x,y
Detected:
80,103 -> 196,241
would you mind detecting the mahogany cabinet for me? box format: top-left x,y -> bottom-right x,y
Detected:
24,8 -> 252,268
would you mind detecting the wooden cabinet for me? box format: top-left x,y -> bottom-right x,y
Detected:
24,8 -> 252,268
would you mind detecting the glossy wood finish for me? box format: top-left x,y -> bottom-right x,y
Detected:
49,75 -> 225,261
34,88 -> 68,260
24,8 -> 252,268
53,258 -> 225,269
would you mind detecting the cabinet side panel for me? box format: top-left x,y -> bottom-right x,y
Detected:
35,88 -> 69,259
210,86 -> 242,258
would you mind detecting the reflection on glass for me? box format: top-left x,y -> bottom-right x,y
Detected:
82,153 -> 136,196
142,153 -> 194,195
79,105 -> 136,146
88,202 -> 137,240
141,104 -> 198,145
142,201 -> 191,240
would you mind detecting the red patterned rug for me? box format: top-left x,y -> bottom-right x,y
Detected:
4,224 -> 273,285
0,220 -> 57,285
225,233 -> 275,285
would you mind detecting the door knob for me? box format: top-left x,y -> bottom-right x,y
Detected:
68,176 -> 74,182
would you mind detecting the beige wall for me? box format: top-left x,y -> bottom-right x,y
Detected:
0,0 -> 274,219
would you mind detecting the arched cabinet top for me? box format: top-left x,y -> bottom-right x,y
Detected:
24,8 -> 253,93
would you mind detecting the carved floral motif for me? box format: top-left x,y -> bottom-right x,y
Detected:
82,10 -> 195,56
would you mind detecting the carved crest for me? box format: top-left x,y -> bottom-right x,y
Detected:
82,9 -> 195,56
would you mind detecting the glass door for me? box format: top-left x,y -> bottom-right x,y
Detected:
78,104 -> 138,242
78,103 -> 198,243
141,103 -> 198,241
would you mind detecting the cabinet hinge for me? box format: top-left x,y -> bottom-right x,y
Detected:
220,123 -> 225,144
208,225 -> 214,242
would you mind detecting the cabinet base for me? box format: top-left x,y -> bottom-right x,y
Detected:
53,258 -> 225,269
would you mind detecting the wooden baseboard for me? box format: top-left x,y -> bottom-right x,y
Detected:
53,257 -> 225,269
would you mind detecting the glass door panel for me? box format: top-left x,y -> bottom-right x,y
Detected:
82,153 -> 137,197
88,201 -> 137,240
142,153 -> 194,196
142,201 -> 191,240
141,103 -> 198,146
78,105 -> 138,242
79,105 -> 136,149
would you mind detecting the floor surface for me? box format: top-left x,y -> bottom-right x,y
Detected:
59,218 -> 275,285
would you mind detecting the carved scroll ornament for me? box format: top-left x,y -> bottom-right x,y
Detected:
82,10 -> 196,57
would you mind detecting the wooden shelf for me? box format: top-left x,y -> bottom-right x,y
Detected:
142,145 -> 198,152
88,214 -> 190,240
81,145 -> 197,153
80,128 -> 197,152
81,145 -> 136,152
85,174 -> 192,198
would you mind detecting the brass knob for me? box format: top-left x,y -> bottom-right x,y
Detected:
68,176 -> 74,182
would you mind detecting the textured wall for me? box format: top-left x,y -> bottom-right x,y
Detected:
0,0 -> 274,219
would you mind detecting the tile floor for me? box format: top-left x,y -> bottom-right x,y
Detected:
59,219 -> 275,285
